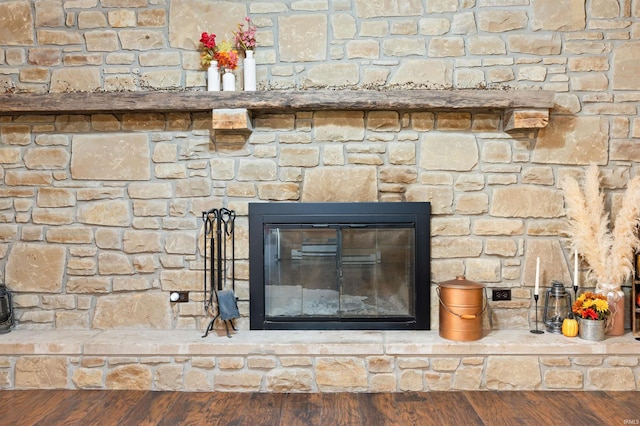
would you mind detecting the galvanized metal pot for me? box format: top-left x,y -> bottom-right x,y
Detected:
578,318 -> 605,341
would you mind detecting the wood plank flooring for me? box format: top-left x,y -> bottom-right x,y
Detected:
0,390 -> 637,425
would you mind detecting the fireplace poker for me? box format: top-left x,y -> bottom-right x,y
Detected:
201,210 -> 216,316
220,208 -> 236,293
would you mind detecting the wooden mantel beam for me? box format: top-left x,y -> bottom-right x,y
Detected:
0,90 -> 555,131
0,89 -> 555,113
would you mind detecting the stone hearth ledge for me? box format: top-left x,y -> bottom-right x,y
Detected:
0,329 -> 636,357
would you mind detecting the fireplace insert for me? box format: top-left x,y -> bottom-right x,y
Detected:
249,202 -> 430,330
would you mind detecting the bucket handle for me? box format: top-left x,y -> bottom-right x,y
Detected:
436,286 -> 488,320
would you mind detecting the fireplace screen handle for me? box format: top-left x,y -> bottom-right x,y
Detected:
309,224 -> 371,228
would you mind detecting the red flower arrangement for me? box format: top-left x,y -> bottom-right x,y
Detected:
234,16 -> 257,51
199,32 -> 217,68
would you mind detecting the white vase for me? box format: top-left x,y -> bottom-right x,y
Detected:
243,50 -> 256,91
222,69 -> 235,91
207,62 -> 220,91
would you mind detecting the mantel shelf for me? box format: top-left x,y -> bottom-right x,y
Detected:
0,89 -> 555,131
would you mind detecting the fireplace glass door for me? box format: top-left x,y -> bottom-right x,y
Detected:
264,224 -> 415,322
249,202 -> 430,330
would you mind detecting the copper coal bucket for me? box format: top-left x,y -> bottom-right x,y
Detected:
438,276 -> 486,341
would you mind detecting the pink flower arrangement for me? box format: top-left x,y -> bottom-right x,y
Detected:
233,17 -> 257,51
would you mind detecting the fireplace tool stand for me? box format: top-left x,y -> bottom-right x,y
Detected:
202,208 -> 239,338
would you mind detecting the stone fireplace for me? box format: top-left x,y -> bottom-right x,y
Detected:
0,0 -> 639,394
248,202 -> 430,330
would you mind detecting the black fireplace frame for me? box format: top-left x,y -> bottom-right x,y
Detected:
249,202 -> 430,330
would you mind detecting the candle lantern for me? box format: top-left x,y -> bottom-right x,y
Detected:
0,285 -> 14,334
543,280 -> 572,334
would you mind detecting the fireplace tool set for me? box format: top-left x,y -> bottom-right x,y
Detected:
201,208 -> 240,338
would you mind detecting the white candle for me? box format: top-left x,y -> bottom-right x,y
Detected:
574,249 -> 579,288
534,257 -> 540,296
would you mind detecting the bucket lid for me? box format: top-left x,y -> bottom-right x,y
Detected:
439,275 -> 484,289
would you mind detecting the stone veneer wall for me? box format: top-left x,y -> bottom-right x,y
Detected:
0,0 -> 639,333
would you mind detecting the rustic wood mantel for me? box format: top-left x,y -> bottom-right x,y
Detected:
0,89 -> 555,131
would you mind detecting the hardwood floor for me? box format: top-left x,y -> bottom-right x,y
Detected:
0,390 -> 637,425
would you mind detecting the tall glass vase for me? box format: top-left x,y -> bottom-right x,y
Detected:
243,50 -> 256,91
207,62 -> 220,91
222,69 -> 235,91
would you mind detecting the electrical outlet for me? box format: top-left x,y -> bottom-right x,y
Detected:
170,291 -> 189,303
492,289 -> 511,301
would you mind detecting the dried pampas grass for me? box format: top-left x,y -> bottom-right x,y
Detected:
561,164 -> 640,290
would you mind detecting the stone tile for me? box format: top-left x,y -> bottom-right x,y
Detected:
316,357 -> 368,391
185,370 -> 212,391
71,134 -> 150,181
214,371 -> 263,391
72,368 -> 104,388
531,0 -> 586,31
420,133 -> 478,171
478,10 -> 527,32
389,59 -> 453,87
6,243 -> 66,292
369,373 -> 397,392
15,356 -> 68,389
544,369 -> 583,389
266,369 -> 313,392
425,371 -> 452,390
453,365 -> 483,390
399,369 -> 424,391
587,367 -> 635,390
105,364 -> 152,390
155,364 -> 183,391
93,293 -> 171,329
278,15 -> 327,62
301,167 -> 377,202
356,0 -> 423,18
490,186 -> 564,218
612,42 -> 640,89
486,356 -> 541,390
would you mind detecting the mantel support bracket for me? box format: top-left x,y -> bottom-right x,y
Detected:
211,108 -> 253,133
503,108 -> 549,132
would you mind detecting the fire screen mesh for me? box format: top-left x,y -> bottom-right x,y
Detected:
264,227 -> 414,319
